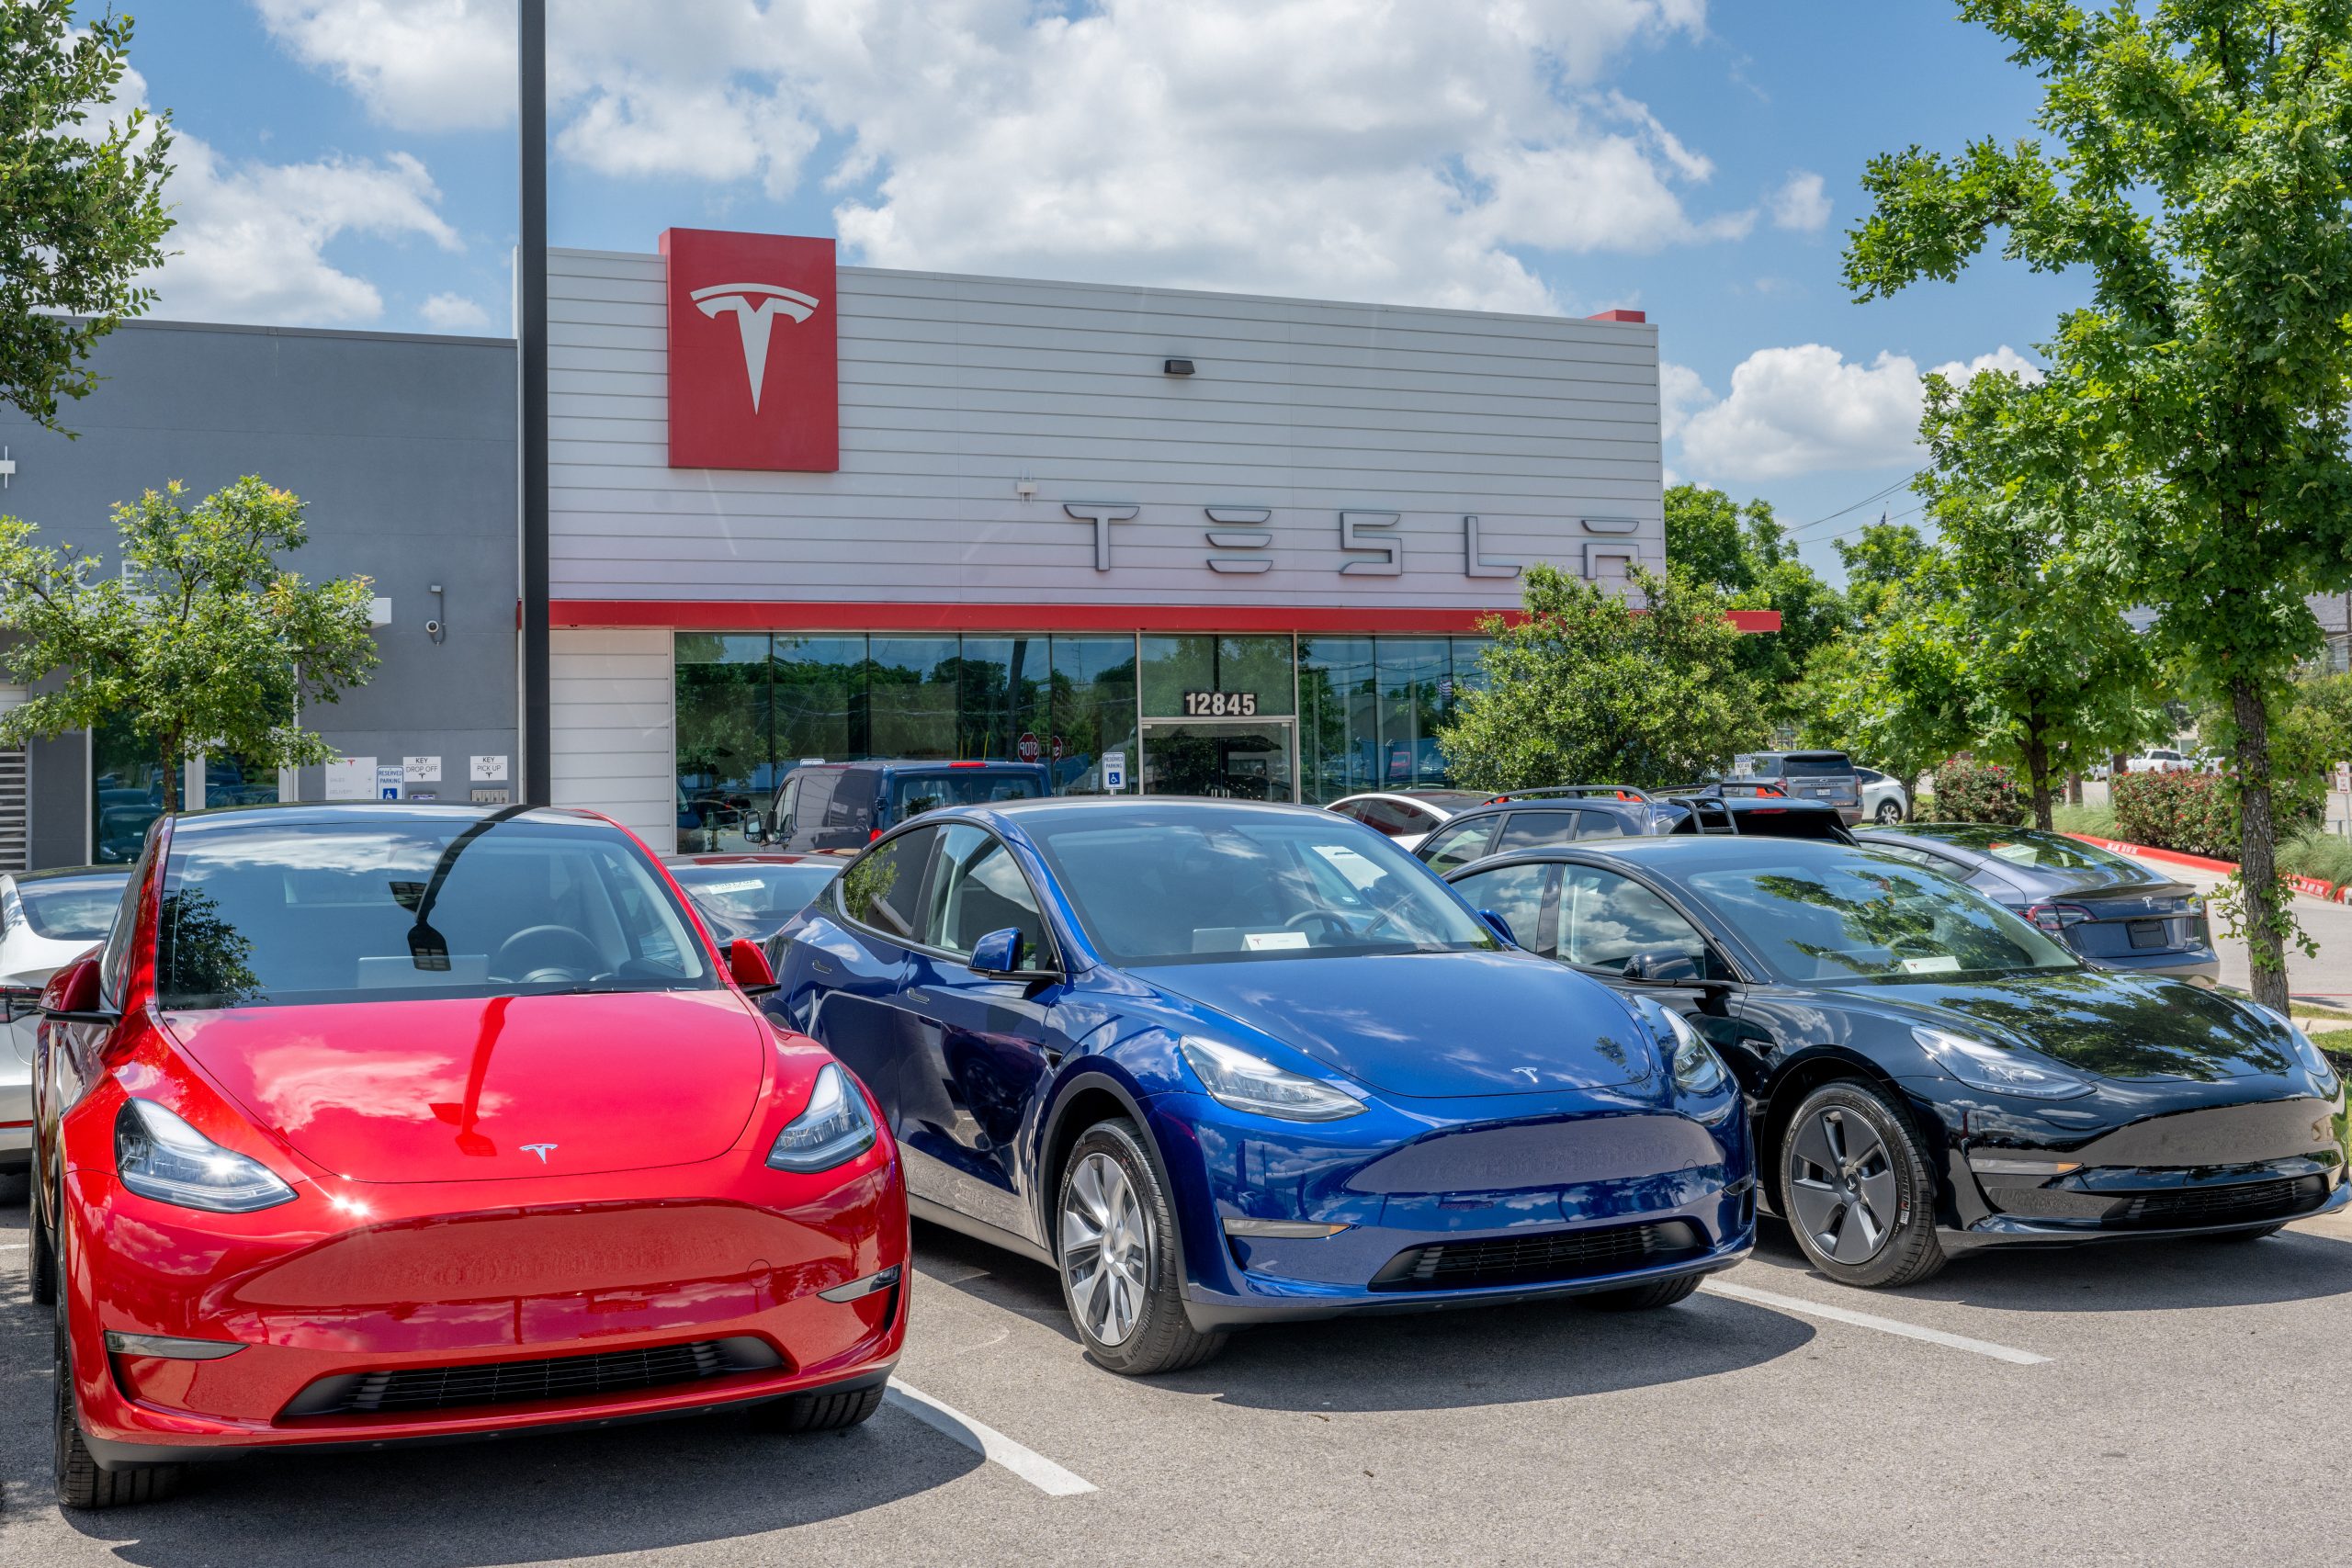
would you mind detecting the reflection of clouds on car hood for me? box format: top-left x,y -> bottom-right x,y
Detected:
243,1038 -> 511,1131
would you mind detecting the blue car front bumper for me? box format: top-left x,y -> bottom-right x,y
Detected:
1143,1087 -> 1756,1332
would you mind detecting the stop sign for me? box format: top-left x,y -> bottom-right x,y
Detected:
1017,732 -> 1041,762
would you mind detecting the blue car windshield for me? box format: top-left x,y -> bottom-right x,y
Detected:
1024,811 -> 1498,965
1683,856 -> 2078,984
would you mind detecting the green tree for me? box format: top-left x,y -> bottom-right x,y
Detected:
1798,523 -> 1960,795
0,477 -> 379,811
1,2 -> 175,430
1844,1 -> 2352,1007
1835,520 -> 1932,627
1913,371 -> 2161,829
1439,562 -> 1768,792
1666,484 -> 1849,728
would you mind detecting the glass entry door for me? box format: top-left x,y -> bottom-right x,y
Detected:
1140,721 -> 1295,802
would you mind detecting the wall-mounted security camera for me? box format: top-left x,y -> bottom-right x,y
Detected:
424,618 -> 443,639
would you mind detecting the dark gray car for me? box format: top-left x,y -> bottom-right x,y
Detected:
1852,824 -> 2220,985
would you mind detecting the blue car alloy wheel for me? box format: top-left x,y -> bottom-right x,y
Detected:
763,797 -> 1758,1374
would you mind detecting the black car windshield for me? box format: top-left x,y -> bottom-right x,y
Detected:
1911,828 -> 2149,876
1024,811 -> 1498,965
1683,856 -> 2078,984
889,771 -> 1044,818
157,815 -> 715,1009
672,862 -> 840,934
17,874 -> 127,941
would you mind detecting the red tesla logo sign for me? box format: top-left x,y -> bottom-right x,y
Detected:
662,228 -> 838,471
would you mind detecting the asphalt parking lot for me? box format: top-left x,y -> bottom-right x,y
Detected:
6,1182 -> 2350,1567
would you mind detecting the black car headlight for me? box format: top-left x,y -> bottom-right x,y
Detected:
1913,1027 -> 2094,1100
2245,1002 -> 2342,1096
114,1099 -> 297,1213
767,1063 -> 878,1171
1633,997 -> 1730,1100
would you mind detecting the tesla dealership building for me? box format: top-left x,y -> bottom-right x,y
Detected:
548,230 -> 1687,854
0,227 -> 1700,867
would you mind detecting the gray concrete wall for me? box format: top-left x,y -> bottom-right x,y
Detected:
0,320 -> 519,866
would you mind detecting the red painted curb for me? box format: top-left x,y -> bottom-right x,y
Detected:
2064,832 -> 2347,901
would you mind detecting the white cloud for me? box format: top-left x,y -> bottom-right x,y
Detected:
1676,343 -> 2039,481
420,291 -> 492,330
253,0 -> 1746,312
1657,361 -> 1713,442
1768,170 -> 1829,231
99,63 -> 460,326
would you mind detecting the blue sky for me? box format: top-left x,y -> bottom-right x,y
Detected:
116,1 -> 2086,576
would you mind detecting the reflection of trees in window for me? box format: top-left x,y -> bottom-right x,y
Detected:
1948,977 -> 2292,1081
1749,872 -> 2030,976
842,851 -> 908,938
156,886 -> 260,1006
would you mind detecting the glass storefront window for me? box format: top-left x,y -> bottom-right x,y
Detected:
677,633 -> 772,852
956,636 -> 1048,762
1298,635 -> 1376,803
868,637 -> 959,759
1376,637 -> 1451,791
91,712 -> 167,864
772,635 -> 860,764
1139,635 -> 1295,717
1049,635 -> 1138,794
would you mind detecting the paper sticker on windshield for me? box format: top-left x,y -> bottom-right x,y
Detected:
1899,955 -> 1962,975
1244,931 -> 1311,951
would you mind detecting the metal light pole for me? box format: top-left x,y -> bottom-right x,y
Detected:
519,0 -> 551,807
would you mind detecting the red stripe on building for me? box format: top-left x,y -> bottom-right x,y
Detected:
547,600 -> 1784,635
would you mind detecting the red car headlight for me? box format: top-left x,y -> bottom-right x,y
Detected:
114,1099 -> 298,1213
765,1064 -> 877,1172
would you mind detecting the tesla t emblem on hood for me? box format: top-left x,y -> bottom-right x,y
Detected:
519,1143 -> 558,1164
1514,1066 -> 1542,1084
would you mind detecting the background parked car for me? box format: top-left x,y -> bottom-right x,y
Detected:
2123,748 -> 2194,773
1728,750 -> 1863,823
1413,787 -> 1852,873
666,852 -> 845,944
0,866 -> 128,1184
1851,824 -> 2219,985
1325,788 -> 1487,851
761,760 -> 1050,852
1853,767 -> 1910,825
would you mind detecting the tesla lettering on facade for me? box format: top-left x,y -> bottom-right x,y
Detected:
662,228 -> 839,471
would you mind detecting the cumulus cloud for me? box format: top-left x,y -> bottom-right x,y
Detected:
1768,170 -> 1829,231
254,0 -> 1746,312
1676,343 -> 2039,481
1657,361 -> 1713,443
420,291 -> 492,330
103,63 -> 461,325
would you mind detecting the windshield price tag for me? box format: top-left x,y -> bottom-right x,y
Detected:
1182,690 -> 1259,717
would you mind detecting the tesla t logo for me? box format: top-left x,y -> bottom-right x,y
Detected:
519,1143 -> 559,1164
692,283 -> 820,413
1513,1066 -> 1541,1084
662,228 -> 839,471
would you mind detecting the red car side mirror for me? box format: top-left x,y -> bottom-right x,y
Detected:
43,954 -> 115,1024
728,939 -> 779,997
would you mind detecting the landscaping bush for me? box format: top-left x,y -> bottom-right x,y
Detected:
2110,770 -> 2239,859
1928,760 -> 2026,824
2277,826 -> 2352,890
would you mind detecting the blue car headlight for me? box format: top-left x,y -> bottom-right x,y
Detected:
767,1063 -> 878,1171
1632,998 -> 1730,1101
1180,1036 -> 1364,1122
2245,1002 -> 2342,1096
1913,1027 -> 2094,1100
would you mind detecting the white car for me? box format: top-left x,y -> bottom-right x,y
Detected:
2124,749 -> 2195,773
1326,789 -> 1489,852
1853,767 -> 1910,826
0,866 -> 127,1184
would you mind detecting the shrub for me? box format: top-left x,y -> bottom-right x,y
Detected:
2277,826 -> 2352,890
1928,759 -> 2026,824
2110,770 -> 2239,859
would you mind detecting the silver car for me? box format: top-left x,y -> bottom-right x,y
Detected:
1854,767 -> 1910,825
0,866 -> 129,1183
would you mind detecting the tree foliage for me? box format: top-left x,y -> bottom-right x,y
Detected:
0,478 -> 379,811
1844,0 -> 2352,1005
1665,484 -> 1848,727
1440,562 -> 1769,792
0,2 -> 175,430
1797,525 -> 1966,794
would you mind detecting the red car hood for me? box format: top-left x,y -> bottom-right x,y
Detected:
162,990 -> 768,1184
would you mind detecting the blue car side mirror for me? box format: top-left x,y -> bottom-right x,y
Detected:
969,927 -> 1038,977
1479,909 -> 1519,948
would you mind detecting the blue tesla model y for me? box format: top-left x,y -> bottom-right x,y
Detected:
763,798 -> 1755,1373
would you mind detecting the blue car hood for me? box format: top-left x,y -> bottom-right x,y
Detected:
1140,950 -> 1657,1099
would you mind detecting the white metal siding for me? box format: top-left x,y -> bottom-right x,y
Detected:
549,628 -> 673,852
547,248 -> 1663,611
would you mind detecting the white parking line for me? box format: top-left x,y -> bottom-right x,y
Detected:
884,1377 -> 1097,1496
1702,1279 -> 2051,1366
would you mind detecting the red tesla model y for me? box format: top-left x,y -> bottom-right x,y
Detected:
28,804 -> 908,1508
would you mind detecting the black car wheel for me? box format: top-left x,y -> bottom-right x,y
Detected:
1056,1119 -> 1225,1375
1873,799 -> 1905,825
55,1282 -> 180,1507
1780,1081 -> 1947,1288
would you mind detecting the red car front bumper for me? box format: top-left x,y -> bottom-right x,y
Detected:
63,1152 -> 909,1465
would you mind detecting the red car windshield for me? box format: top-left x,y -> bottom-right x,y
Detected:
155,816 -> 716,1009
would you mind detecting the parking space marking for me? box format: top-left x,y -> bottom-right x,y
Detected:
884,1377 -> 1098,1496
1702,1279 -> 2050,1365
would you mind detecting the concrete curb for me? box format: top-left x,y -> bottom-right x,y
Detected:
2063,832 -> 2351,904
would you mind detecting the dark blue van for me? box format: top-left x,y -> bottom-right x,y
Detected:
760,760 -> 1053,852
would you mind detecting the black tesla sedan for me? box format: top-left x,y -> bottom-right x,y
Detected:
1852,824 -> 2219,986
1445,837 -> 2347,1288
